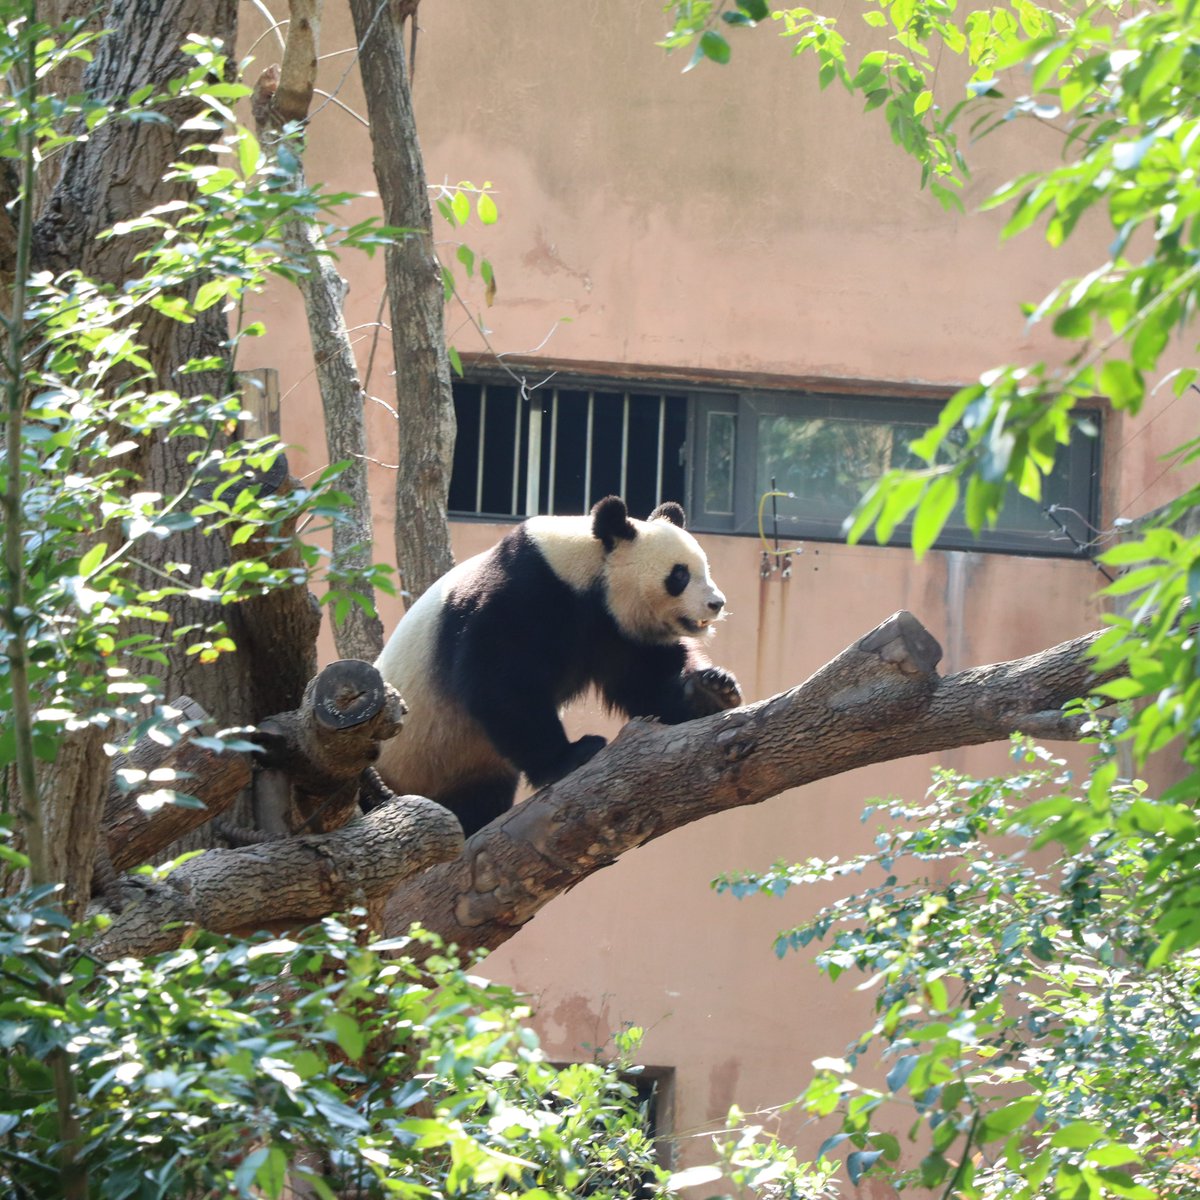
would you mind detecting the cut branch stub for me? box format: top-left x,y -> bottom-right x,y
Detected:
312,657 -> 387,730
251,659 -> 407,833
859,610 -> 944,677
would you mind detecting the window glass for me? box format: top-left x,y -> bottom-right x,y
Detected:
549,389 -> 589,514
589,389 -> 625,506
625,394 -> 662,519
704,410 -> 737,515
478,384 -> 519,517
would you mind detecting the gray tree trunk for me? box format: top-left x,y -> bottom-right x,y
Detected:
349,0 -> 456,607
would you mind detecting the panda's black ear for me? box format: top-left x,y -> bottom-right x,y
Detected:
592,496 -> 637,550
649,501 -> 686,529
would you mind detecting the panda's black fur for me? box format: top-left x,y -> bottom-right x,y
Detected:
374,496 -> 740,836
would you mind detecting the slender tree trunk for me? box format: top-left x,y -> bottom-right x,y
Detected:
251,1 -> 385,661
349,0 -> 456,606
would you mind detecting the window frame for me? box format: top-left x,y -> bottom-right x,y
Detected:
449,370 -> 1103,558
689,386 -> 1102,557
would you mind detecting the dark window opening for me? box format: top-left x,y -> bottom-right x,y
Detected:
449,379 -> 687,519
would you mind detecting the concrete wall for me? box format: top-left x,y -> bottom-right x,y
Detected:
238,0 -> 1183,1170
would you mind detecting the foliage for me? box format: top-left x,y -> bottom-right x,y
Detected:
660,0 -> 1200,774
0,846 -> 661,1198
713,741 -> 1200,1198
662,0 -> 1200,1195
434,180 -> 501,377
0,21 -> 394,817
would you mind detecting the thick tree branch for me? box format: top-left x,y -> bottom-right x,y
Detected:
381,612 -> 1114,954
91,795 -> 463,959
101,697 -> 251,875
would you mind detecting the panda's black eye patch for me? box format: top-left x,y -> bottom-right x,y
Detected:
665,563 -> 690,597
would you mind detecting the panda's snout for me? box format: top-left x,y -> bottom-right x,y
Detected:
708,596 -> 725,614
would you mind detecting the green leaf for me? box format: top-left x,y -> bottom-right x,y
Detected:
980,1097 -> 1040,1142
255,1145 -> 288,1199
700,30 -> 731,63
847,1148 -> 883,1184
852,50 -> 886,88
193,279 -> 229,312
1098,360 -> 1144,410
325,1011 -> 365,1060
477,191 -> 498,224
79,543 -> 106,578
237,128 -> 260,179
912,474 -> 959,558
450,189 -> 470,226
1050,1120 -> 1106,1149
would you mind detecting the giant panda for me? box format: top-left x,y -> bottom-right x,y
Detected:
373,495 -> 741,837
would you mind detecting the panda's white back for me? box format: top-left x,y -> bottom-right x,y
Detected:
373,548 -> 511,798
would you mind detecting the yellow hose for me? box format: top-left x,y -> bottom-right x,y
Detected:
757,489 -> 803,556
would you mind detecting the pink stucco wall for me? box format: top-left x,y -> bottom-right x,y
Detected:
239,0 -> 1186,1172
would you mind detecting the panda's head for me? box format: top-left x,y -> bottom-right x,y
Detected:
592,496 -> 727,645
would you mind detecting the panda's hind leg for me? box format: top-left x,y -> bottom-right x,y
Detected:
438,771 -> 520,838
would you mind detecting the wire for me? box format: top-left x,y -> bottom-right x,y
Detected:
757,489 -> 803,556
1043,504 -> 1116,582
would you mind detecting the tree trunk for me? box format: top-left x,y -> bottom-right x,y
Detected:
349,0 -> 456,607
251,19 -> 385,661
18,0 -> 324,893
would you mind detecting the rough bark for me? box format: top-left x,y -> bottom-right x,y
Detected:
18,0 -> 329,883
251,658 -> 407,834
91,795 -> 463,959
380,612 -> 1117,954
275,0 -> 319,123
32,0 -> 321,723
349,0 -> 456,607
252,29 -> 385,662
101,697 -> 251,876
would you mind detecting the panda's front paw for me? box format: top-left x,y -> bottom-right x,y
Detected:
683,666 -> 742,717
562,734 -> 607,775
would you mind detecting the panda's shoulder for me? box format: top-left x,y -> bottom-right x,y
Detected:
520,515 -> 604,593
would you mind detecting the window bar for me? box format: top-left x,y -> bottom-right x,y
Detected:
584,391 -> 594,508
524,396 -> 541,516
548,388 -> 559,514
620,392 -> 630,500
655,394 -> 666,505
475,383 -> 487,515
508,386 -> 523,513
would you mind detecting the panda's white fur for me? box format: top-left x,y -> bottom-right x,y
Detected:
524,512 -> 726,643
372,496 -> 739,836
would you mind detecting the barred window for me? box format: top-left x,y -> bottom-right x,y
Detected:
449,374 -> 1102,557
448,380 -> 686,520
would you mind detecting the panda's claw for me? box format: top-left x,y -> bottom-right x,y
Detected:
683,666 -> 743,716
